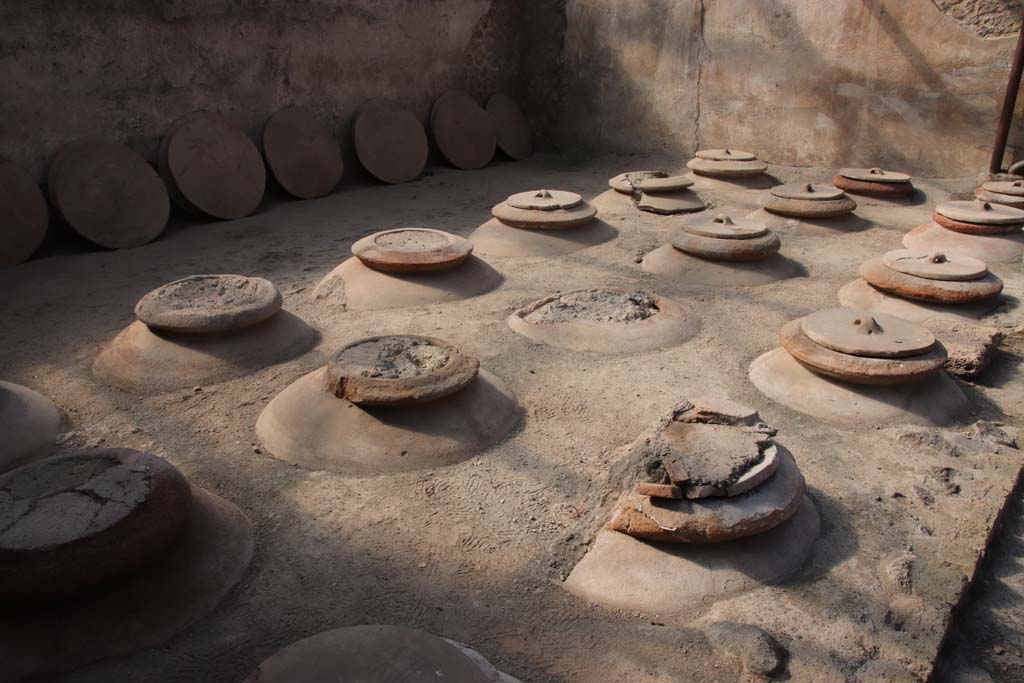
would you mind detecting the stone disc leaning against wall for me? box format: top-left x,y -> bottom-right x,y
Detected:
262,105 -> 342,199
486,93 -> 532,160
353,98 -> 429,184
0,157 -> 48,266
49,138 -> 169,249
160,112 -> 266,220
431,90 -> 496,170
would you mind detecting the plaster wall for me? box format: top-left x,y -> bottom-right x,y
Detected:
560,0 -> 1022,176
0,0 -> 520,181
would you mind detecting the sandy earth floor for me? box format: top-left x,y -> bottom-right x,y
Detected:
2,154 -> 1024,682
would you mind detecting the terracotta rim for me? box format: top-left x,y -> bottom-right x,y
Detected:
761,194 -> 857,218
351,228 -> 473,274
779,319 -> 945,385
932,211 -> 1024,235
975,188 -> 1024,209
491,199 -> 598,230
686,157 -> 768,177
935,200 -> 1024,226
135,274 -> 283,335
832,174 -> 913,197
671,230 -> 780,262
323,335 -> 479,406
858,258 -> 1002,304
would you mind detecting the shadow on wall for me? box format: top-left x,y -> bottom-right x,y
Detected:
557,0 -> 1023,176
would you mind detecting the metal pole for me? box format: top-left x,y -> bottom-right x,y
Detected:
990,16 -> 1024,175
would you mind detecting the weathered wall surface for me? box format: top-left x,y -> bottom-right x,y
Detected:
933,0 -> 1024,37
561,0 -> 1021,176
0,0 -> 520,180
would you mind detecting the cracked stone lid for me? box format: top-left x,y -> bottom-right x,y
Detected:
695,149 -> 757,162
486,93 -> 532,161
0,156 -> 48,267
770,183 -> 845,201
263,105 -> 342,199
881,249 -> 987,282
135,274 -> 283,335
351,228 -> 473,274
49,138 -> 169,250
982,180 -> 1024,197
0,449 -> 193,603
353,99 -> 428,185
838,167 -> 911,183
682,213 -> 768,239
609,171 -> 667,193
324,335 -> 479,406
507,189 -> 583,211
800,308 -> 935,358
657,422 -> 778,499
936,200 -> 1024,225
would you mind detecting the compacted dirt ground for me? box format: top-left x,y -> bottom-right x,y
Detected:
2,154 -> 1024,682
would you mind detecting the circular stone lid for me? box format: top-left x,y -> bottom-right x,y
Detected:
431,90 -> 496,170
507,189 -> 583,211
324,335 -> 479,406
0,449 -> 193,602
247,626 -> 495,683
485,93 -> 532,160
682,213 -> 768,239
696,149 -> 757,162
935,200 -> 1024,225
983,180 -> 1024,197
353,99 -> 428,185
838,167 -> 911,183
881,249 -> 987,281
0,157 -> 48,267
135,274 -> 283,335
351,228 -> 472,273
50,138 -> 169,249
262,106 -> 342,199
608,171 -> 667,192
800,309 -> 935,358
770,183 -> 845,201
163,112 -> 266,220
